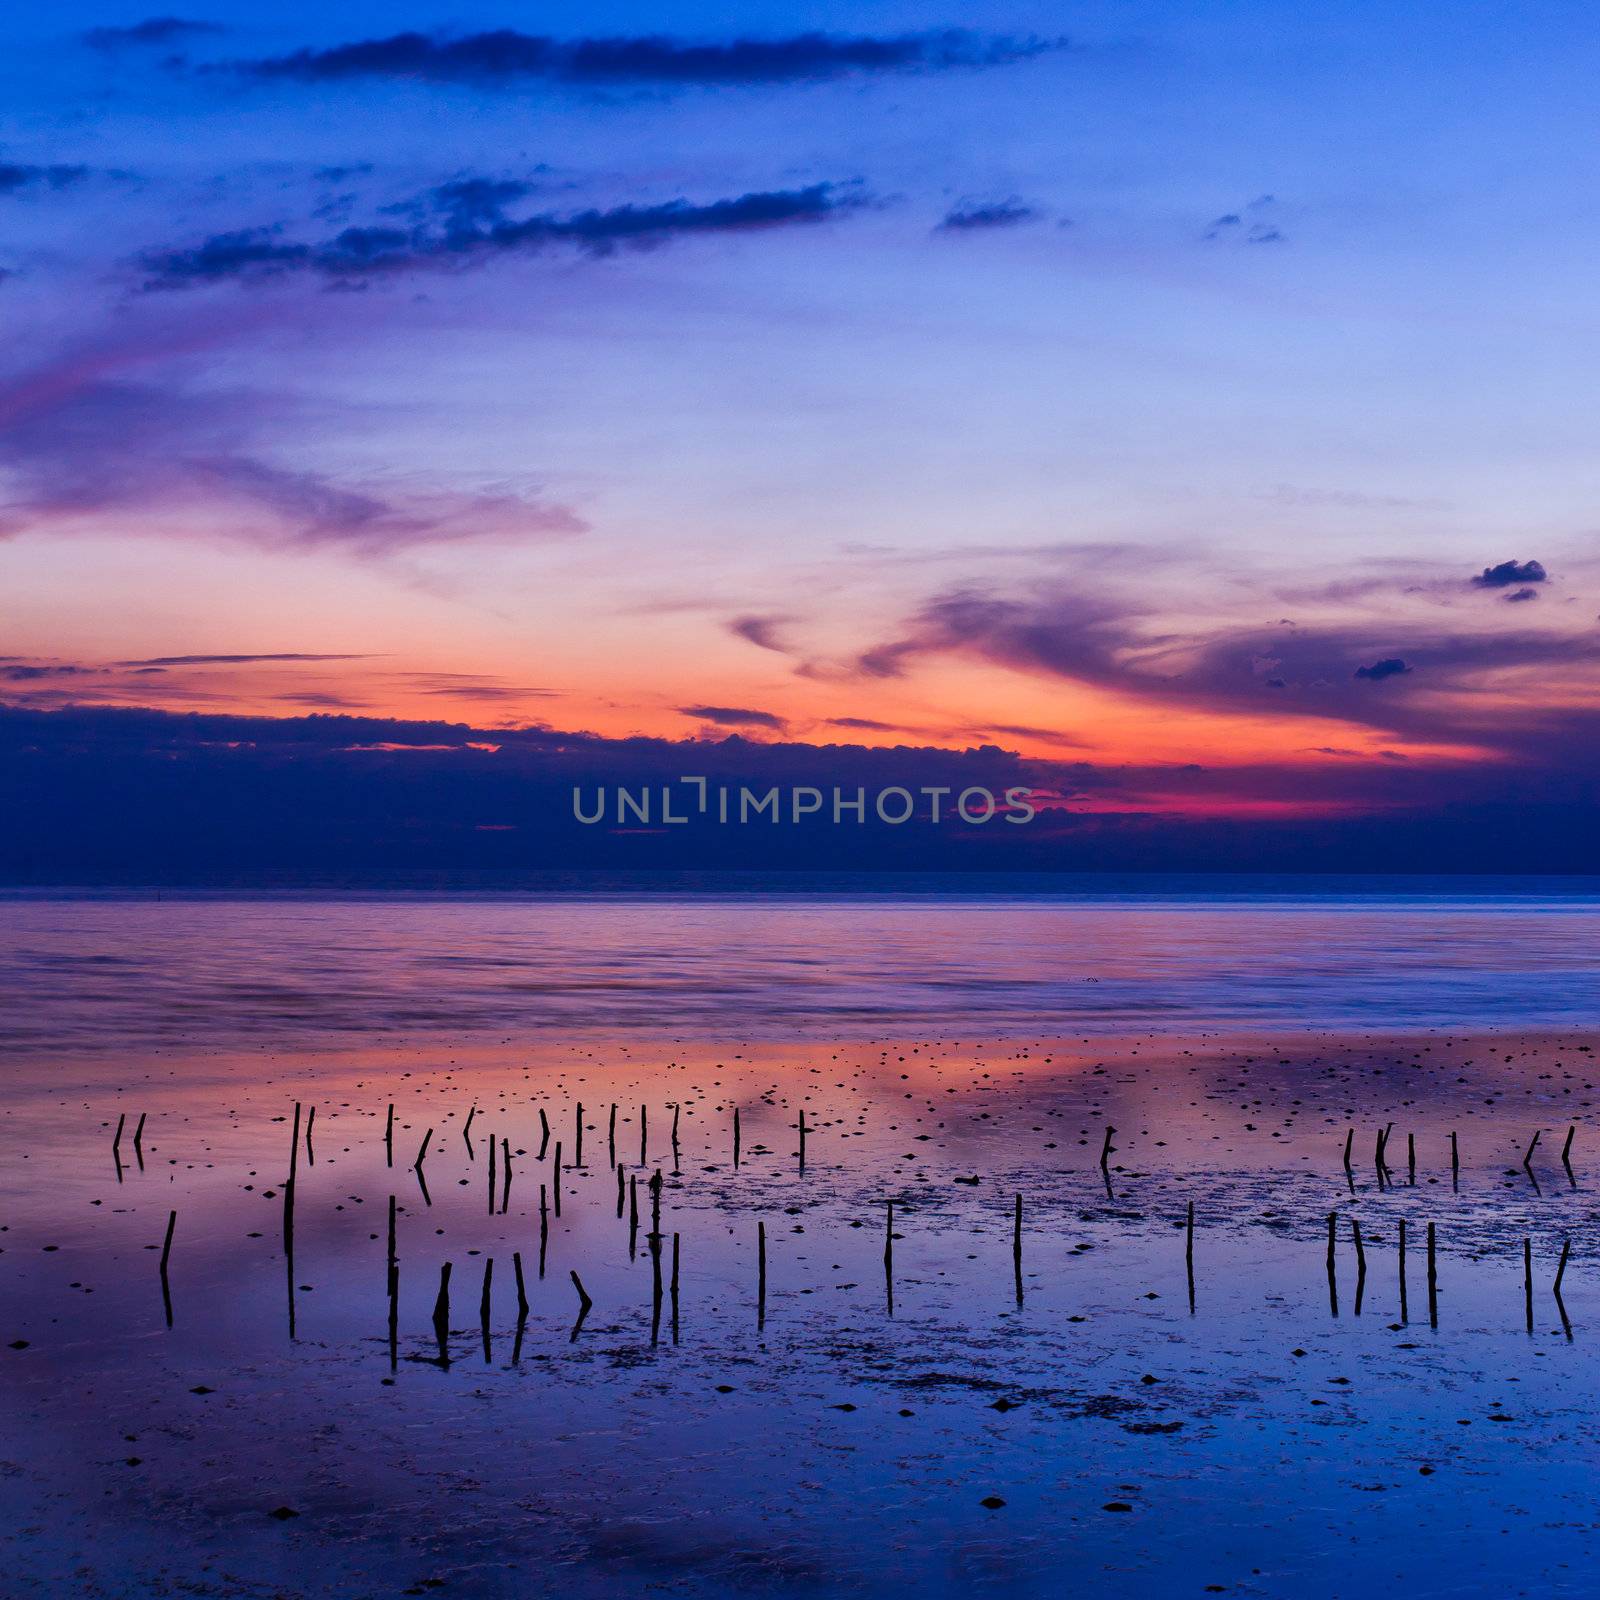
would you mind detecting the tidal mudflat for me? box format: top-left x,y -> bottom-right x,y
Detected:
5,1024 -> 1600,1599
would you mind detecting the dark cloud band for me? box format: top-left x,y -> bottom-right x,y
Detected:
139,183 -> 865,288
231,29 -> 1059,87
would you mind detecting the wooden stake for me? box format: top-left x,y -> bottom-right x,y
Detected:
884,1198 -> 894,1317
1398,1218 -> 1408,1323
1185,1199 -> 1195,1312
757,1219 -> 767,1330
384,1104 -> 394,1167
1524,1129 -> 1541,1170
1326,1211 -> 1338,1317
1012,1192 -> 1023,1306
1351,1217 -> 1367,1316
1523,1238 -> 1534,1334
1426,1221 -> 1438,1327
671,1231 -> 681,1345
432,1262 -> 452,1364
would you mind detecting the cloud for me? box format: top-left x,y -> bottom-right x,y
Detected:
0,663 -> 93,682
84,17 -> 224,49
1203,195 -> 1284,245
1503,586 -> 1540,603
138,182 -> 866,288
826,716 -> 898,731
116,652 -> 372,667
729,615 -> 793,652
9,700 -> 1600,876
679,704 -> 787,730
936,200 -> 1039,232
0,164 -> 90,196
0,373 -> 586,555
1353,657 -> 1411,681
1472,558 -> 1547,589
841,551 -> 1600,755
230,29 -> 1059,88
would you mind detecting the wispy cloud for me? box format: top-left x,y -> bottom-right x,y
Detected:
679,704 -> 786,730
83,17 -> 225,50
936,199 -> 1040,232
138,182 -> 867,289
0,164 -> 90,196
228,29 -> 1061,88
0,372 -> 585,556
116,652 -> 372,667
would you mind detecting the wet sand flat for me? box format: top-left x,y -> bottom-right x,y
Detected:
4,1028 -> 1599,1598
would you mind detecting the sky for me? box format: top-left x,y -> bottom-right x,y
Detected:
3,4 -> 1600,868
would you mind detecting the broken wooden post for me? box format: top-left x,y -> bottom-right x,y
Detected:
1398,1218 -> 1408,1323
884,1198 -> 895,1317
1185,1199 -> 1195,1313
480,1257 -> 495,1362
432,1262 -> 452,1365
671,1231 -> 681,1345
1523,1238 -> 1534,1334
1427,1221 -> 1438,1327
1012,1192 -> 1023,1306
1351,1216 -> 1367,1316
1326,1211 -> 1338,1317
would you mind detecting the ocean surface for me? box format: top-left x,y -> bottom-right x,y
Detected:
6,882 -> 1600,1595
3,879 -> 1599,1049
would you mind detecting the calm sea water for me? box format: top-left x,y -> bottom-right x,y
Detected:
3,883 -> 1598,1049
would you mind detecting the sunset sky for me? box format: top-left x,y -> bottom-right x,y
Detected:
4,4 -> 1600,851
